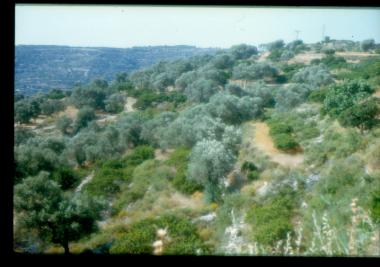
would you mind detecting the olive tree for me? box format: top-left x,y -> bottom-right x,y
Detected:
105,93 -> 125,113
40,99 -> 65,116
207,93 -> 265,124
267,39 -> 285,51
74,106 -> 96,133
229,44 -> 258,60
56,115 -> 73,135
232,62 -> 279,81
174,71 -> 198,91
361,39 -> 375,52
244,82 -> 276,108
187,139 -> 235,203
70,84 -> 108,110
275,84 -> 312,111
140,112 -> 177,146
14,171 -> 106,254
184,79 -> 220,103
211,54 -> 234,69
292,64 -> 333,88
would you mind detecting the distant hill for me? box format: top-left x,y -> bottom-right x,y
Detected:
15,45 -> 220,95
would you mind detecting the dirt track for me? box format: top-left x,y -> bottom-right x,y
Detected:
251,122 -> 303,168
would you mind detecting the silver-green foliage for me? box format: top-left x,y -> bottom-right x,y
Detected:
188,139 -> 236,202
292,64 -> 333,88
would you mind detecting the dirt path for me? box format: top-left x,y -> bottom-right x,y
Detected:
154,149 -> 174,161
169,192 -> 203,210
257,51 -> 270,62
288,52 -> 324,64
251,122 -> 303,168
124,97 -> 137,112
75,171 -> 94,193
58,105 -> 78,119
373,88 -> 380,98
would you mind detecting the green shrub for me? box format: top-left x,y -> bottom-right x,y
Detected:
241,161 -> 258,173
109,218 -> 157,254
299,125 -> 320,140
369,188 -> 380,224
165,148 -> 203,195
172,173 -> 203,195
320,55 -> 347,69
85,146 -> 154,198
124,145 -> 155,166
85,168 -> 126,198
310,58 -> 321,65
322,48 -> 335,55
269,122 -> 293,136
51,166 -> 80,190
109,214 -> 208,255
247,171 -> 260,181
246,195 -> 294,246
308,86 -> 328,102
272,133 -> 299,151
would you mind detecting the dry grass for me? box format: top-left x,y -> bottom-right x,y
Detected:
336,51 -> 378,57
154,149 -> 174,161
257,52 -> 270,62
288,52 -> 324,64
373,88 -> 380,98
58,105 -> 78,119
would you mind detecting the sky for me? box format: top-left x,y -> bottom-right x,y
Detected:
15,5 -> 380,49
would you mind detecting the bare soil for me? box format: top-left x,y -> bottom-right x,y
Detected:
154,149 -> 174,161
124,97 -> 137,112
251,122 -> 304,168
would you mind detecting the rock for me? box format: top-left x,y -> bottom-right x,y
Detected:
198,212 -> 216,222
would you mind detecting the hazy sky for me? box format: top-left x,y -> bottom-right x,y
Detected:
15,5 -> 380,48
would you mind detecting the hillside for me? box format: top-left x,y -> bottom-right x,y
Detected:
13,41 -> 380,256
15,45 -> 219,95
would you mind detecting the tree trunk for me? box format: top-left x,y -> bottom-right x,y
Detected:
62,241 -> 70,255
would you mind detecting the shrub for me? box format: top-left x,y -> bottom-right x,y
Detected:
74,106 -> 96,133
40,99 -> 65,115
274,84 -> 312,111
110,214 -> 208,255
369,188 -> 380,223
338,98 -> 379,132
109,218 -> 157,254
361,39 -> 375,51
323,79 -> 374,118
241,161 -> 258,173
268,122 -> 293,136
247,195 -> 295,246
322,48 -> 335,55
247,171 -> 260,181
308,86 -> 329,102
56,115 -> 73,135
272,133 -> 299,151
14,127 -> 35,146
85,146 -> 154,198
105,93 -> 125,113
229,44 -> 258,60
320,55 -> 347,69
165,148 -> 203,195
51,166 -> 80,190
124,145 -> 155,166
